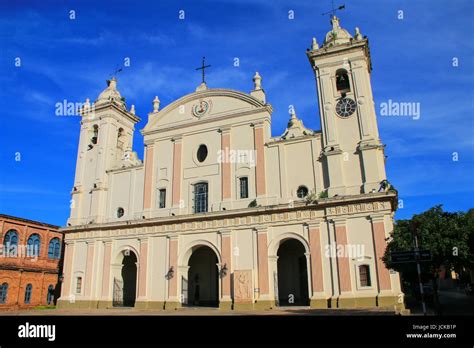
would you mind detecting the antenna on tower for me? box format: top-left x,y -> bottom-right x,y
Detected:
321,0 -> 345,17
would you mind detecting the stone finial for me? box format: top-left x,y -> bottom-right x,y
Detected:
152,96 -> 160,112
250,72 -> 265,103
354,27 -> 362,40
196,82 -> 208,92
253,72 -> 262,90
84,98 -> 91,111
331,15 -> 341,30
96,76 -> 125,108
323,15 -> 353,48
290,107 -> 297,120
312,37 -> 319,50
281,106 -> 314,139
130,104 -> 135,114
108,77 -> 117,89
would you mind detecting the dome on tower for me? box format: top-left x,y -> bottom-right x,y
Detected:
95,77 -> 126,108
323,16 -> 353,47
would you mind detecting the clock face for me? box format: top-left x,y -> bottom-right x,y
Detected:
335,98 -> 357,118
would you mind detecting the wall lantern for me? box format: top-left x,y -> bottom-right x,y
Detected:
166,266 -> 174,280
219,263 -> 228,278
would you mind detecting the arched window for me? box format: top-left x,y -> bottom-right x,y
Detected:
296,186 -> 309,198
3,230 -> 18,256
47,285 -> 54,305
27,234 -> 41,257
24,284 -> 32,304
359,265 -> 371,287
48,238 -> 61,259
194,182 -> 208,213
336,69 -> 350,92
91,125 -> 99,144
0,283 -> 8,304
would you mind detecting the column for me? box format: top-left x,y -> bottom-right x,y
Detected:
253,123 -> 266,197
221,128 -> 231,201
143,143 -> 154,211
219,230 -> 232,307
308,222 -> 326,307
172,138 -> 182,207
333,219 -> 352,293
60,241 -> 74,302
167,236 -> 179,308
101,241 -> 112,300
137,238 -> 149,301
256,227 -> 270,304
84,241 -> 95,299
370,215 -> 391,291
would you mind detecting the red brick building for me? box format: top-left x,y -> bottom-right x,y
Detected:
0,214 -> 63,310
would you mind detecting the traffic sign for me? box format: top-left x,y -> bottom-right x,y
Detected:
390,250 -> 431,263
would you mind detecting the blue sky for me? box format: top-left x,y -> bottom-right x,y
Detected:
0,0 -> 473,226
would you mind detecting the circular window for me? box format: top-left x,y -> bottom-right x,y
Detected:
296,186 -> 309,199
197,145 -> 208,163
117,207 -> 125,218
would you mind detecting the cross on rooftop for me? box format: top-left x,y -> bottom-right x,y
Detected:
195,57 -> 211,84
321,0 -> 345,17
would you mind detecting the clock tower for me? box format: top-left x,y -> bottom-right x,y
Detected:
307,16 -> 387,196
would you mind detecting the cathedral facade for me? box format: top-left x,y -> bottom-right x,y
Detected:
58,16 -> 403,311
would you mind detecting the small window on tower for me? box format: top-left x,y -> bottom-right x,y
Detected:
239,177 -> 249,199
336,69 -> 350,93
159,189 -> 166,209
117,128 -> 124,148
296,186 -> 309,199
117,207 -> 125,218
91,125 -> 99,144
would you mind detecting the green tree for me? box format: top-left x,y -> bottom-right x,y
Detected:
383,205 -> 473,312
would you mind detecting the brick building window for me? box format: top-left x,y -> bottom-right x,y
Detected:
47,285 -> 54,305
359,265 -> 371,287
24,284 -> 32,304
3,230 -> 18,256
0,283 -> 7,304
48,238 -> 61,259
27,234 -> 41,257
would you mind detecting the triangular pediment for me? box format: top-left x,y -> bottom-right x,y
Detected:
142,88 -> 269,134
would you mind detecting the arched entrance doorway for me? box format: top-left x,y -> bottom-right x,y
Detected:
277,239 -> 309,306
113,250 -> 137,307
187,246 -> 219,307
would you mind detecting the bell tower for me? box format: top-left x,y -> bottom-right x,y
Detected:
307,16 -> 387,196
68,77 -> 140,226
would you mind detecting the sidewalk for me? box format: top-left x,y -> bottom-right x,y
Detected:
0,306 -> 397,316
